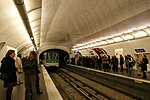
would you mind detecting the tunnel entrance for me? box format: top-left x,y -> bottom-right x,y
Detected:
39,49 -> 69,71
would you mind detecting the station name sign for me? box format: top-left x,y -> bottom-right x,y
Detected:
135,49 -> 145,53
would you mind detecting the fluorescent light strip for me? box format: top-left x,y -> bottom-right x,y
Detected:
73,27 -> 150,50
113,37 -> 123,42
131,30 -> 147,38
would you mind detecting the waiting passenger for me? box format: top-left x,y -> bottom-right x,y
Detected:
140,55 -> 149,79
119,55 -> 124,72
90,56 -> 95,68
107,55 -> 111,71
0,50 -> 17,100
97,56 -> 102,70
125,55 -> 128,73
15,54 -> 23,85
135,54 -> 141,76
102,55 -> 109,72
111,55 -> 118,73
24,51 -> 38,100
94,56 -> 99,69
126,55 -> 134,77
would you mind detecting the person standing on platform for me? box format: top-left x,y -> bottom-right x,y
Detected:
24,51 -> 38,100
97,56 -> 102,70
127,55 -> 134,77
112,55 -> 119,73
15,54 -> 23,85
141,55 -> 149,79
125,55 -> 128,73
102,55 -> 109,72
120,55 -> 124,72
135,54 -> 141,76
0,50 -> 17,100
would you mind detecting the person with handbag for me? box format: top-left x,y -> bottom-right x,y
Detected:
15,54 -> 23,85
0,50 -> 17,100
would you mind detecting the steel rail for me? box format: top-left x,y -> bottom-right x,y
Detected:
58,69 -> 116,100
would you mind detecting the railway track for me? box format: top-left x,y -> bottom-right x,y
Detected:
50,73 -> 87,100
50,68 -> 135,100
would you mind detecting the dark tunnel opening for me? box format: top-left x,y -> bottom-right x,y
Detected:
39,49 -> 69,71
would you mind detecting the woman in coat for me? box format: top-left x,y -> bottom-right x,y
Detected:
0,50 -> 17,100
15,54 -> 23,85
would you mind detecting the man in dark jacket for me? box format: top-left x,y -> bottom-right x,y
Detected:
120,55 -> 124,72
141,55 -> 149,79
24,51 -> 38,100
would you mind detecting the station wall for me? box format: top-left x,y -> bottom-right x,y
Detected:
95,37 -> 150,71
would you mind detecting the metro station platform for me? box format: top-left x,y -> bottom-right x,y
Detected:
0,65 -> 63,100
68,64 -> 150,81
66,64 -> 150,99
108,68 -> 150,81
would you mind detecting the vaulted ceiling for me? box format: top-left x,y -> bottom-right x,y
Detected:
0,0 -> 150,54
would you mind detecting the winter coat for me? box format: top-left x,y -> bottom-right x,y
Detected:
15,57 -> 23,73
23,58 -> 38,75
1,56 -> 17,87
141,58 -> 148,71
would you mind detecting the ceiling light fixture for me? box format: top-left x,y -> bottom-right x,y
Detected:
73,26 -> 150,50
14,0 -> 37,50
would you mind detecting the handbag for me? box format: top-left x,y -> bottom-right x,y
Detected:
0,73 -> 10,81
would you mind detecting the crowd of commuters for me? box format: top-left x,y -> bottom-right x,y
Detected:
0,50 -> 42,100
0,50 -> 149,100
70,54 -> 149,78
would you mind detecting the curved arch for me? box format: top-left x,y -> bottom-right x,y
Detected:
39,49 -> 70,67
39,44 -> 70,55
39,49 -> 69,59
